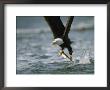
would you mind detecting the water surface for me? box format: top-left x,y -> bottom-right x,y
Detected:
16,16 -> 94,74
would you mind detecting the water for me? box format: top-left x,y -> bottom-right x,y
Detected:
16,16 -> 94,74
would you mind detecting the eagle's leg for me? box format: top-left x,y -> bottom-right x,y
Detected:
60,43 -> 73,61
67,45 -> 73,61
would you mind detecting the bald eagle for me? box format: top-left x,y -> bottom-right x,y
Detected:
44,16 -> 74,60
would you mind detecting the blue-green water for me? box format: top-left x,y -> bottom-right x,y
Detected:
16,16 -> 94,74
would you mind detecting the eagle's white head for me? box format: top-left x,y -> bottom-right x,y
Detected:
52,38 -> 64,45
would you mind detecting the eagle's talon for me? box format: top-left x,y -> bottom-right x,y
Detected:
59,50 -> 73,61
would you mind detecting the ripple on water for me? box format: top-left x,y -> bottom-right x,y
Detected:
17,29 -> 94,74
39,55 -> 52,59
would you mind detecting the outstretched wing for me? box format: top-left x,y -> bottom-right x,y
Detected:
44,16 -> 65,39
63,16 -> 74,38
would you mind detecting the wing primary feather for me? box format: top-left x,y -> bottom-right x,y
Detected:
63,16 -> 74,38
